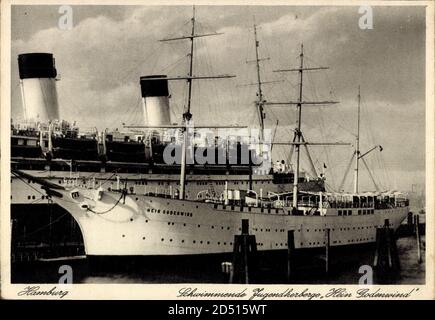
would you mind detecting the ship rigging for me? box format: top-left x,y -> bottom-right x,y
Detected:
10,7 -> 410,260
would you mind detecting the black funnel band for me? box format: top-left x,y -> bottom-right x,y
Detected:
18,53 -> 57,79
140,75 -> 169,97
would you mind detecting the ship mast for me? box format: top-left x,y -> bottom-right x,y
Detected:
184,6 -> 196,122
157,6 -> 235,200
179,6 -> 196,202
353,86 -> 361,193
338,87 -> 383,193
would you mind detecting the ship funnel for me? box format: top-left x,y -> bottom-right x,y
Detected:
18,53 -> 60,123
140,75 -> 171,126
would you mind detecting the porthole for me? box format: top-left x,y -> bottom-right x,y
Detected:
161,238 -> 164,241
142,237 -> 145,240
122,235 -> 125,238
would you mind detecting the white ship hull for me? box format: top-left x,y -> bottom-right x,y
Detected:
50,188 -> 409,257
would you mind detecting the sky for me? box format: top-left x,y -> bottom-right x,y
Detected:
10,4 -> 426,192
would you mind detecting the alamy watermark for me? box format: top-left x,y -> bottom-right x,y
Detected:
162,121 -> 272,175
58,264 -> 73,284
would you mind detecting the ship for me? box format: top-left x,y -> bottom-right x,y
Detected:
12,8 -> 410,260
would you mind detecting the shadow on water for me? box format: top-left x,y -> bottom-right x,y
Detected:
11,235 -> 425,285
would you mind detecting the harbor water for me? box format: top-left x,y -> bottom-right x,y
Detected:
11,235 -> 425,285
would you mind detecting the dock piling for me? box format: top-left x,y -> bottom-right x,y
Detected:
325,228 -> 330,274
287,230 -> 295,282
373,228 -> 381,267
407,212 -> 414,234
